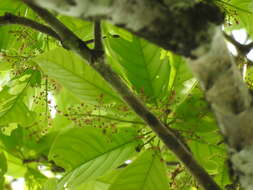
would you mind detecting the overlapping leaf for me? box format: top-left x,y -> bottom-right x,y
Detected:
106,36 -> 170,101
48,127 -> 140,190
109,150 -> 169,190
167,52 -> 196,108
43,178 -> 57,190
0,70 -> 37,125
33,48 -> 120,103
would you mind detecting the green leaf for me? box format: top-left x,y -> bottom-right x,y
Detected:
50,127 -> 140,190
0,0 -> 22,14
0,152 -> 7,176
168,52 -> 196,108
75,180 -> 110,190
0,26 -> 20,51
106,36 -> 170,101
6,153 -> 26,177
189,139 -> 226,175
54,87 -> 82,112
33,48 -> 120,103
109,150 -> 169,190
43,178 -> 57,190
0,70 -> 37,125
223,0 -> 253,37
103,23 -> 133,41
0,177 -> 4,190
0,62 -> 12,71
215,162 -> 231,188
59,16 -> 94,41
173,88 -> 218,133
25,168 -> 47,190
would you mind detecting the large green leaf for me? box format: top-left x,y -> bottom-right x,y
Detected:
0,70 -> 37,125
106,36 -> 170,101
33,48 -> 120,103
109,150 -> 169,190
48,127 -> 140,190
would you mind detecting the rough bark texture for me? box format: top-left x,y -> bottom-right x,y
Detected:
189,28 -> 253,190
23,2 -> 221,189
23,0 -> 253,189
26,0 -> 223,57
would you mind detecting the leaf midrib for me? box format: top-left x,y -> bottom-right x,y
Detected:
59,136 -> 139,180
0,71 -> 34,121
41,57 -> 120,102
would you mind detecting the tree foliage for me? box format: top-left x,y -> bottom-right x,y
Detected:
0,0 -> 252,189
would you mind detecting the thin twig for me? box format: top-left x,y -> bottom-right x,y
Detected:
0,13 -> 61,40
23,0 -> 92,61
85,34 -> 120,45
22,1 -> 221,189
223,32 -> 253,65
223,32 -> 253,55
0,13 -> 119,45
45,77 -> 48,122
94,21 -> 103,51
68,113 -> 146,125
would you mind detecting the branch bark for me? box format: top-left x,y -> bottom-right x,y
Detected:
22,1 -> 221,190
0,13 -> 120,45
0,12 -> 60,40
20,0 -> 253,189
223,32 -> 253,55
24,0 -> 224,57
189,29 -> 253,190
93,21 -> 103,51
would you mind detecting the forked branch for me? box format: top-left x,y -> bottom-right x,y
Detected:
21,1 -> 221,190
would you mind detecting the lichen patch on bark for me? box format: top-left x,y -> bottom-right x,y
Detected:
28,0 -> 224,57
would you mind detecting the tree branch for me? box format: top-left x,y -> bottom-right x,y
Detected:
223,32 -> 253,66
0,12 -> 61,40
22,1 -> 221,190
23,0 -> 92,61
0,13 -> 120,46
189,29 -> 253,190
22,0 -> 224,57
223,32 -> 253,55
67,113 -> 146,125
85,34 -> 120,45
20,0 -> 253,189
94,21 -> 103,51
